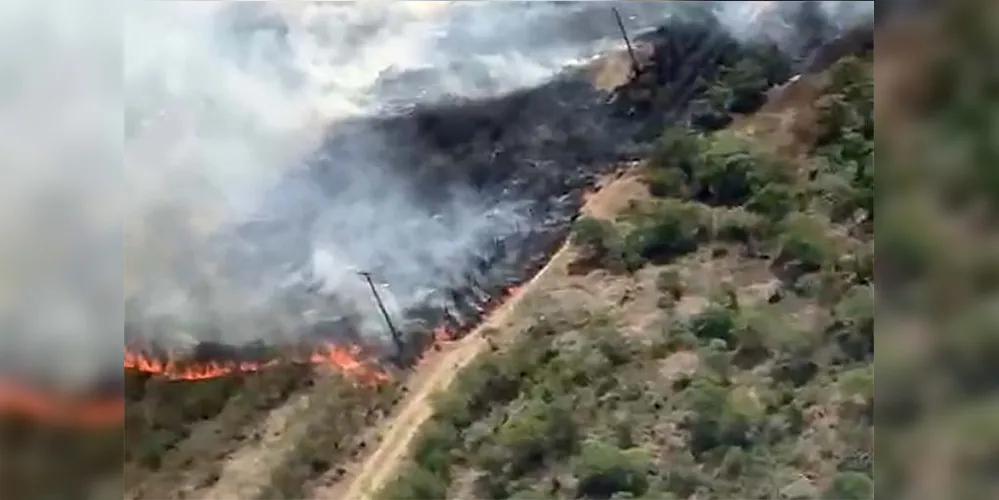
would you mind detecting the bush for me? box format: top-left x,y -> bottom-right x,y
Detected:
650,127 -> 704,175
746,181 -> 799,222
492,398 -> 579,477
694,134 -> 798,213
777,213 -> 839,272
835,286 -> 874,334
623,200 -> 708,263
731,312 -> 774,368
713,208 -> 770,245
682,376 -> 761,455
689,304 -> 737,345
694,135 -> 757,206
573,217 -> 617,256
717,60 -> 769,113
379,463 -> 449,500
411,420 -> 460,478
811,171 -> 859,222
645,168 -> 690,198
572,217 -> 641,272
573,440 -> 650,499
823,471 -> 873,500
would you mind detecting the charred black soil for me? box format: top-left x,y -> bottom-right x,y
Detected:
122,9 -> 869,373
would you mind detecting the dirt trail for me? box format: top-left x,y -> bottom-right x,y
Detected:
324,172 -> 642,500
328,244 -> 569,500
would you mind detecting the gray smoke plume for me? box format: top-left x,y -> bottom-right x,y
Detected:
0,0 -> 122,390
122,1 -> 700,354
0,1 -> 874,388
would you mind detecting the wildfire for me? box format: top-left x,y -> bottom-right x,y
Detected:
433,324 -> 455,342
433,283 -> 524,344
124,342 -> 390,385
0,380 -> 123,427
0,278 -> 531,428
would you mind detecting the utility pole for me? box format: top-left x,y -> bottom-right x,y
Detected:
612,7 -> 641,76
357,270 -> 404,362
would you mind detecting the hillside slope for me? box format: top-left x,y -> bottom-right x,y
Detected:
330,172 -> 649,500
113,8 -> 893,500
370,43 -> 876,500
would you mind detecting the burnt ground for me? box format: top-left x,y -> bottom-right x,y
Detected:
5,6 -> 885,500
124,11 -> 872,371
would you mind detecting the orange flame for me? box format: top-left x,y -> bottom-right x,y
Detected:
124,342 -> 390,385
0,380 -> 123,427
0,273 -> 535,427
433,324 -> 455,342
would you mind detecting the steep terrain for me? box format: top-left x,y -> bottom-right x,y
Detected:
0,6 -> 896,500
115,13 -> 834,499
19,3 -> 999,500
358,5 -> 999,498
330,172 -> 650,500
367,32 -> 877,500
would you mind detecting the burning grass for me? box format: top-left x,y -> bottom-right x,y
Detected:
0,223 -> 552,436
124,343 -> 390,384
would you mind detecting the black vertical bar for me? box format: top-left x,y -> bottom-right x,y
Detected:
612,7 -> 640,75
358,271 -> 404,362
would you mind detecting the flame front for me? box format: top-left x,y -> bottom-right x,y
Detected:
124,342 -> 390,385
0,380 -> 123,427
1,274 -> 535,427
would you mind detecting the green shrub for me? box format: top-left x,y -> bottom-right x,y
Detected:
815,93 -> 859,146
572,216 -> 646,273
689,304 -> 737,345
411,420 -> 460,478
623,200 -> 708,263
838,366 -> 874,403
746,181 -> 799,222
811,171 -> 859,222
378,463 -> 448,500
681,376 -> 761,455
695,134 -> 798,213
731,311 -> 774,368
695,135 -> 757,206
492,398 -> 579,477
777,213 -> 839,272
823,471 -> 873,500
573,217 -> 616,256
645,168 -> 690,198
650,127 -> 704,175
573,440 -> 650,499
713,208 -> 770,244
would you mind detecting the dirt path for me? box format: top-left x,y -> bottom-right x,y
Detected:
326,244 -> 570,500
324,173 -> 642,500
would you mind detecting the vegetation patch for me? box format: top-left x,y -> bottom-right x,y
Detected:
383,40 -> 876,500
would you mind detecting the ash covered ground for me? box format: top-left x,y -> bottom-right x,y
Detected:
120,1 -> 875,371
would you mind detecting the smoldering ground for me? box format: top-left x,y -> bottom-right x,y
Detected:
0,1 -> 874,388
122,1 -> 685,355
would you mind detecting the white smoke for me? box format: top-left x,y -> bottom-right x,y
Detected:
0,0 -> 122,389
123,0 -> 679,351
0,1 -> 874,387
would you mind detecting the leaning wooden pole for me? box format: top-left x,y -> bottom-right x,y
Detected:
612,7 -> 641,75
357,271 -> 405,364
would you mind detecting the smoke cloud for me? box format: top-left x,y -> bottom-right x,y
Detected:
1,1 -> 874,387
0,0 -> 122,389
